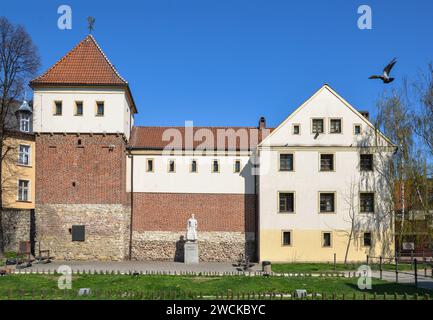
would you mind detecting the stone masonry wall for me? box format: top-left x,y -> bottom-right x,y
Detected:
132,231 -> 255,262
36,204 -> 130,261
1,209 -> 31,253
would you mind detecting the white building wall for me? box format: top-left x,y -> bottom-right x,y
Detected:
126,153 -> 255,194
33,88 -> 133,140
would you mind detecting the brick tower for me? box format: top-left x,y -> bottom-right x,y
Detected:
29,35 -> 137,260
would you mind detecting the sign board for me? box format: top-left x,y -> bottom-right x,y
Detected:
402,242 -> 415,250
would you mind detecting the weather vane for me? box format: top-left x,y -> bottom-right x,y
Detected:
87,16 -> 95,34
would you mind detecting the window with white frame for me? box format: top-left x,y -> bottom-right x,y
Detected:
330,119 -> 342,133
20,114 -> 30,132
18,145 -> 30,166
312,119 -> 324,133
18,180 -> 29,201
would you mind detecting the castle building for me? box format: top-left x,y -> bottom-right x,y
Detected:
25,35 -> 395,262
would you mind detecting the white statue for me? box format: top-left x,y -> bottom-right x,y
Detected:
186,214 -> 198,241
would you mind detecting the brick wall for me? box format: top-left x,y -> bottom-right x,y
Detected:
35,134 -> 128,205
132,193 -> 256,233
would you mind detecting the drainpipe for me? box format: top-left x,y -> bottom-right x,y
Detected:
128,149 -> 134,260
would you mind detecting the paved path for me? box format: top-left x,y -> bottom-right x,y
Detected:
372,270 -> 433,291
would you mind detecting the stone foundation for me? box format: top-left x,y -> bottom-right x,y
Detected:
0,209 -> 32,253
35,204 -> 130,261
132,231 -> 255,262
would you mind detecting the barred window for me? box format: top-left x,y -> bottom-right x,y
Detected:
320,154 -> 334,171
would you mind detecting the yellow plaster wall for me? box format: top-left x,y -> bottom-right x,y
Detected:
1,136 -> 35,209
259,229 -> 394,262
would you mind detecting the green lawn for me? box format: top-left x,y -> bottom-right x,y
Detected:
271,262 -> 416,273
0,274 -> 430,300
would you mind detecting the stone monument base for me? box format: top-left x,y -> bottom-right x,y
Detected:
184,241 -> 199,264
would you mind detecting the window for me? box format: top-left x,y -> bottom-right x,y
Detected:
282,231 -> 292,246
18,180 -> 29,201
168,160 -> 175,173
146,159 -> 154,172
293,124 -> 300,135
212,160 -> 219,173
279,192 -> 294,213
279,154 -> 294,171
320,154 -> 334,171
18,145 -> 30,166
234,160 -> 241,173
312,119 -> 324,134
96,101 -> 104,116
54,101 -> 62,115
190,159 -> 198,173
330,119 -> 342,133
320,193 -> 335,213
75,101 -> 83,116
20,114 -> 30,132
322,232 -> 332,247
360,193 -> 374,213
354,124 -> 361,135
363,232 -> 372,247
360,154 -> 373,171
71,225 -> 85,242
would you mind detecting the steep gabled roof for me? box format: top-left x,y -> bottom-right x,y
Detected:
130,126 -> 274,151
30,35 -> 137,113
258,84 -> 396,147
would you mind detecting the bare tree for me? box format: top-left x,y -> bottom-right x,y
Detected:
0,17 -> 40,254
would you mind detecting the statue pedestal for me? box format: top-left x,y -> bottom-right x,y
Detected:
184,241 -> 199,264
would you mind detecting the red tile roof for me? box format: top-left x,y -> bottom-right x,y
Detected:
130,126 -> 274,150
30,35 -> 137,113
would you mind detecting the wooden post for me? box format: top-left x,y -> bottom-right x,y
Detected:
380,256 -> 383,280
414,258 -> 418,288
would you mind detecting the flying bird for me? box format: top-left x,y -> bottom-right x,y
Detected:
369,58 -> 397,83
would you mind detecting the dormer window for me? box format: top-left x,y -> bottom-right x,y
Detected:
20,114 -> 30,132
96,101 -> 104,116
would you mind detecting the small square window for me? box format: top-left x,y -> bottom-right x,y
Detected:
320,193 -> 335,213
71,225 -> 85,242
146,159 -> 154,172
54,101 -> 62,115
212,160 -> 219,173
96,102 -> 104,116
363,232 -> 372,247
75,101 -> 83,116
279,192 -> 294,213
168,160 -> 175,173
320,154 -> 334,171
312,119 -> 324,134
234,160 -> 241,173
354,125 -> 361,135
360,193 -> 374,213
190,160 -> 198,173
330,119 -> 342,133
293,125 -> 300,135
279,154 -> 294,171
360,154 -> 373,171
322,232 -> 332,247
282,231 -> 292,246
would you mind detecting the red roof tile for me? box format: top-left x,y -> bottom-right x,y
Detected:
130,126 -> 274,151
30,35 -> 137,113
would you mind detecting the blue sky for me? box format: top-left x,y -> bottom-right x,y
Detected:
3,0 -> 433,127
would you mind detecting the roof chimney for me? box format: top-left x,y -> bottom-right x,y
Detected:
359,111 -> 369,120
258,116 -> 266,129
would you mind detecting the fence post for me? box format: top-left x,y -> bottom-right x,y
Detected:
414,258 -> 418,288
395,256 -> 399,283
333,253 -> 336,271
379,256 -> 383,280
